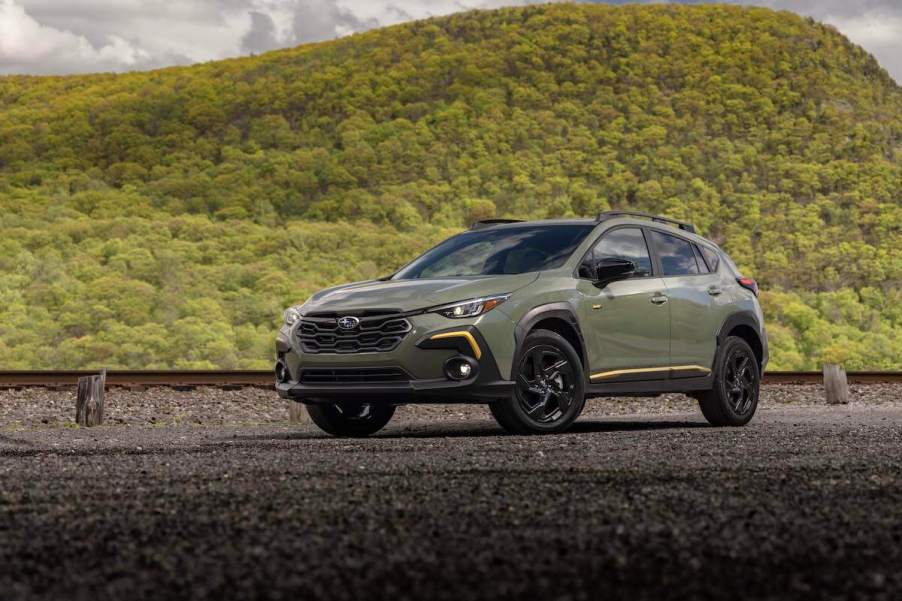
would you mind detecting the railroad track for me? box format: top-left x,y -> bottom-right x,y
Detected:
0,370 -> 899,388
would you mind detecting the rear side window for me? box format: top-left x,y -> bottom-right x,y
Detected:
698,245 -> 720,273
589,227 -> 653,276
648,230 -> 700,276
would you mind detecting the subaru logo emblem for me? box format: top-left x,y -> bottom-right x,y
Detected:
337,316 -> 360,330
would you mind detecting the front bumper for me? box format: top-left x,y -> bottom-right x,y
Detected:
275,318 -> 515,405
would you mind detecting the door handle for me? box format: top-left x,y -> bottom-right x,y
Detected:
707,286 -> 723,296
651,295 -> 668,305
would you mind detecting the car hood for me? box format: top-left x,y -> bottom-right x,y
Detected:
302,273 -> 539,314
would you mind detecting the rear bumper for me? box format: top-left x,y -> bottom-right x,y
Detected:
276,378 -> 514,404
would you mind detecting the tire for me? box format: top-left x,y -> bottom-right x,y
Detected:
305,402 -> 395,437
697,336 -> 760,427
490,329 -> 586,434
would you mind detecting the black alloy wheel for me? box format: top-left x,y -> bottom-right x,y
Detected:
516,345 -> 577,423
698,336 -> 760,427
489,329 -> 586,434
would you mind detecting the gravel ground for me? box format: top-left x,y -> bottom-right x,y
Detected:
1,383 -> 900,429
1,386 -> 902,600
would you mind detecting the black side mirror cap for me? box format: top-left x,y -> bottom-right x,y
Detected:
593,258 -> 637,288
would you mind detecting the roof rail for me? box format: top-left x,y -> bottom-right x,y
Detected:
596,211 -> 696,234
469,218 -> 524,230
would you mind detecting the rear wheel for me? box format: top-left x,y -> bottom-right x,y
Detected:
305,402 -> 395,437
490,329 -> 586,434
698,336 -> 760,426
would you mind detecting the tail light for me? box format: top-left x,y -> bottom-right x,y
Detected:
737,277 -> 759,297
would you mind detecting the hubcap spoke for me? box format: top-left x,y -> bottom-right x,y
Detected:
530,350 -> 544,380
543,359 -> 567,378
525,393 -> 550,418
554,387 -> 572,412
517,374 -> 542,395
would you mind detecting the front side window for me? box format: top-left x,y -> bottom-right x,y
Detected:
585,227 -> 653,276
648,230 -> 700,276
393,224 -> 594,279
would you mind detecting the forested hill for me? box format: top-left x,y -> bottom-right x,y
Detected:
1,3 -> 900,370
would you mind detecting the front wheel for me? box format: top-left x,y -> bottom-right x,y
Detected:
490,329 -> 586,434
305,402 -> 395,437
697,336 -> 760,427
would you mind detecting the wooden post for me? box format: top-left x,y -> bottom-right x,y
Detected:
288,401 -> 307,425
823,364 -> 850,405
76,369 -> 106,426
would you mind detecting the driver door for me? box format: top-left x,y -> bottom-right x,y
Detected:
575,227 -> 671,381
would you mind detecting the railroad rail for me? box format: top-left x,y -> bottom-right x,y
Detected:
0,370 -> 899,388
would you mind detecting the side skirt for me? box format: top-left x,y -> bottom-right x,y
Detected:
586,374 -> 713,397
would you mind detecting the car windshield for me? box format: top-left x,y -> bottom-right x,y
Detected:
393,224 -> 594,279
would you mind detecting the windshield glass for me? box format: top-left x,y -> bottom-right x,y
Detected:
393,224 -> 594,280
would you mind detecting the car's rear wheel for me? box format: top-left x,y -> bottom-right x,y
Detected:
697,336 -> 760,426
305,402 -> 395,437
490,329 -> 586,434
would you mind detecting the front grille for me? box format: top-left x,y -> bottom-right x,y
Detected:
297,312 -> 413,354
299,367 -> 410,385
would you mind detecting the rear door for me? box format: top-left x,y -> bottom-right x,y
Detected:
575,226 -> 671,381
645,229 -> 724,378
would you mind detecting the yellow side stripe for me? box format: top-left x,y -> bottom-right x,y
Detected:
590,365 -> 711,381
429,331 -> 482,360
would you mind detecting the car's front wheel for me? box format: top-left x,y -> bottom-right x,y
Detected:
490,329 -> 586,434
305,402 -> 395,437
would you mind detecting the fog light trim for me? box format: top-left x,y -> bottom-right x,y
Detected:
443,356 -> 479,381
275,361 -> 290,383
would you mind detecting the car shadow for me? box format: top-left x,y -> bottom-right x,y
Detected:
379,419 -> 708,439
223,418 -> 708,442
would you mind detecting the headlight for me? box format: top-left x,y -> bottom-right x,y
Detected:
431,294 -> 509,319
283,306 -> 304,326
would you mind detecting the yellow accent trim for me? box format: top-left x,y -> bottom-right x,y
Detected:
430,331 -> 482,360
590,365 -> 711,380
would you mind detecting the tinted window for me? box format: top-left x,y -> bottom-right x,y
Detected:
699,245 -> 720,273
649,230 -> 700,276
587,228 -> 652,276
393,225 -> 594,279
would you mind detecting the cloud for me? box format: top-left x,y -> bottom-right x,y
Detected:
0,0 -> 157,74
291,0 -> 378,43
812,7 -> 902,81
242,10 -> 280,53
1,0 -> 900,81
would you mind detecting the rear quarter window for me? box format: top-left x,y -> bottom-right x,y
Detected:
719,251 -> 743,277
699,245 -> 721,273
648,230 -> 700,276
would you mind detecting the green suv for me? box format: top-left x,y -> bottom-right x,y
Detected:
276,212 -> 767,436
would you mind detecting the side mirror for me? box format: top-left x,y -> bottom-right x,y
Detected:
593,258 -> 637,288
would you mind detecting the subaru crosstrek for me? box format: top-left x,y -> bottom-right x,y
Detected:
276,211 -> 767,436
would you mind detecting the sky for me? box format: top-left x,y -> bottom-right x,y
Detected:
0,0 -> 900,82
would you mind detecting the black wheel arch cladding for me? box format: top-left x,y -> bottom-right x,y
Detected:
514,302 -> 588,378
